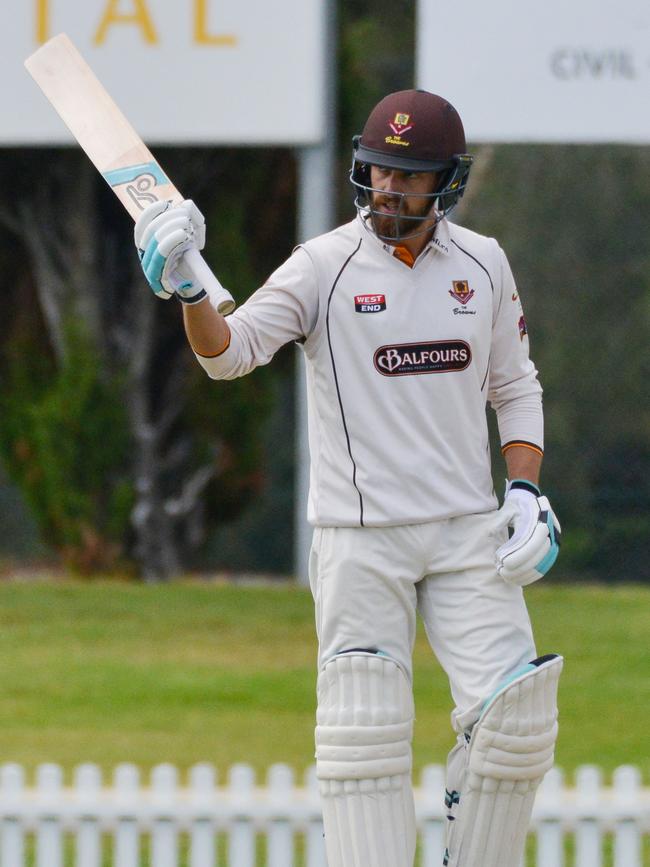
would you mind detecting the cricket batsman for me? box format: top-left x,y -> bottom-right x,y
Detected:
133,89 -> 563,867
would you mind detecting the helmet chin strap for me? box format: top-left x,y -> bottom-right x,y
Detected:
349,152 -> 472,239
355,191 -> 441,244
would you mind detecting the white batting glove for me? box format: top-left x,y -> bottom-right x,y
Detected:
134,200 -> 207,303
494,479 -> 561,586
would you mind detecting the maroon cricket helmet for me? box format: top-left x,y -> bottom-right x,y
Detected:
350,89 -> 473,234
356,89 -> 467,170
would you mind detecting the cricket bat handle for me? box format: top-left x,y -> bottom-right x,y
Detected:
184,247 -> 236,315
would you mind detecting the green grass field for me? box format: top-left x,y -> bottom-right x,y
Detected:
0,579 -> 648,786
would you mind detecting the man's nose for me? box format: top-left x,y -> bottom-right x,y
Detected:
380,171 -> 403,193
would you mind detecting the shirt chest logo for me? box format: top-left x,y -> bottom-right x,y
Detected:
449,280 -> 475,305
374,340 -> 472,376
449,279 -> 477,316
355,294 -> 386,313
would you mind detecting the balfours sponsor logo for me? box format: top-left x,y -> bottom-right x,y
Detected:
374,340 -> 471,376
355,294 -> 386,313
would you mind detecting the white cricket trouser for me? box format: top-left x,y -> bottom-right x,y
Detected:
308,512 -> 537,733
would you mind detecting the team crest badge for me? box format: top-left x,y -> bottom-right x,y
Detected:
449,280 -> 475,305
389,112 -> 413,135
386,112 -> 414,147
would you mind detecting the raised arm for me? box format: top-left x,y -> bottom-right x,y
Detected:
182,298 -> 231,358
133,199 -> 319,380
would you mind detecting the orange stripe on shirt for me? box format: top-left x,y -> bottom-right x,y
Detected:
501,440 -> 544,458
393,246 -> 415,268
196,331 -> 231,359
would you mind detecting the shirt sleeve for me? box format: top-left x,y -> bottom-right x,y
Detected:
195,246 -> 319,380
488,246 -> 544,452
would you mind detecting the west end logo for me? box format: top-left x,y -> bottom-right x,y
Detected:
449,280 -> 475,305
374,340 -> 471,376
355,294 -> 386,313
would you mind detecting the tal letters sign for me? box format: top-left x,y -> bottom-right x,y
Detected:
5,0 -> 326,144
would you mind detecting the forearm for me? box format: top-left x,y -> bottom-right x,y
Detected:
504,445 -> 542,486
182,297 -> 231,357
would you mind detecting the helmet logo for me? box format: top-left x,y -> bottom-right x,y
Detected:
386,112 -> 413,147
389,113 -> 412,135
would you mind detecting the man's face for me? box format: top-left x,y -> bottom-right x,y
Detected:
369,165 -> 439,243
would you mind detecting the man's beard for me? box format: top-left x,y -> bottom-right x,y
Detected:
369,194 -> 437,242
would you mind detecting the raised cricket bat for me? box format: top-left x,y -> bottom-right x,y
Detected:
24,33 -> 235,315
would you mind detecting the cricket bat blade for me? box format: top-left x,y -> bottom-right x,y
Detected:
24,33 -> 235,316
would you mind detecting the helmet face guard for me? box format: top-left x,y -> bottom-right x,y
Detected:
350,90 -> 473,243
350,138 -> 473,242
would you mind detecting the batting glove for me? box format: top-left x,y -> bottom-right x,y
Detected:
494,479 -> 561,586
134,200 -> 207,304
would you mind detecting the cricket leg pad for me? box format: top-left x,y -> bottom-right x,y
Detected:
315,652 -> 416,867
445,654 -> 563,867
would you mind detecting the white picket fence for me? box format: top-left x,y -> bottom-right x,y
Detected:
0,762 -> 648,867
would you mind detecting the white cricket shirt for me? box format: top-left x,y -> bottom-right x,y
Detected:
197,216 -> 543,527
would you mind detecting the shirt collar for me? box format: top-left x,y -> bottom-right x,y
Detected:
428,218 -> 450,256
356,214 -> 451,261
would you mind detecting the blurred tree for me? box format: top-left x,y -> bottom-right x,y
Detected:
0,146 -> 295,579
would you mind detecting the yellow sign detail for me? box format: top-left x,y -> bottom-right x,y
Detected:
94,0 -> 158,45
194,0 -> 237,46
36,0 -> 49,43
35,0 -> 236,47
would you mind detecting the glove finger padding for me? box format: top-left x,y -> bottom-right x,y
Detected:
142,206 -> 205,250
495,486 -> 561,587
141,214 -> 188,255
133,200 -> 169,250
491,498 -> 518,533
134,200 -> 207,303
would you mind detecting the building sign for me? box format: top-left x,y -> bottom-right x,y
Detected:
417,0 -> 650,143
5,0 -> 326,144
